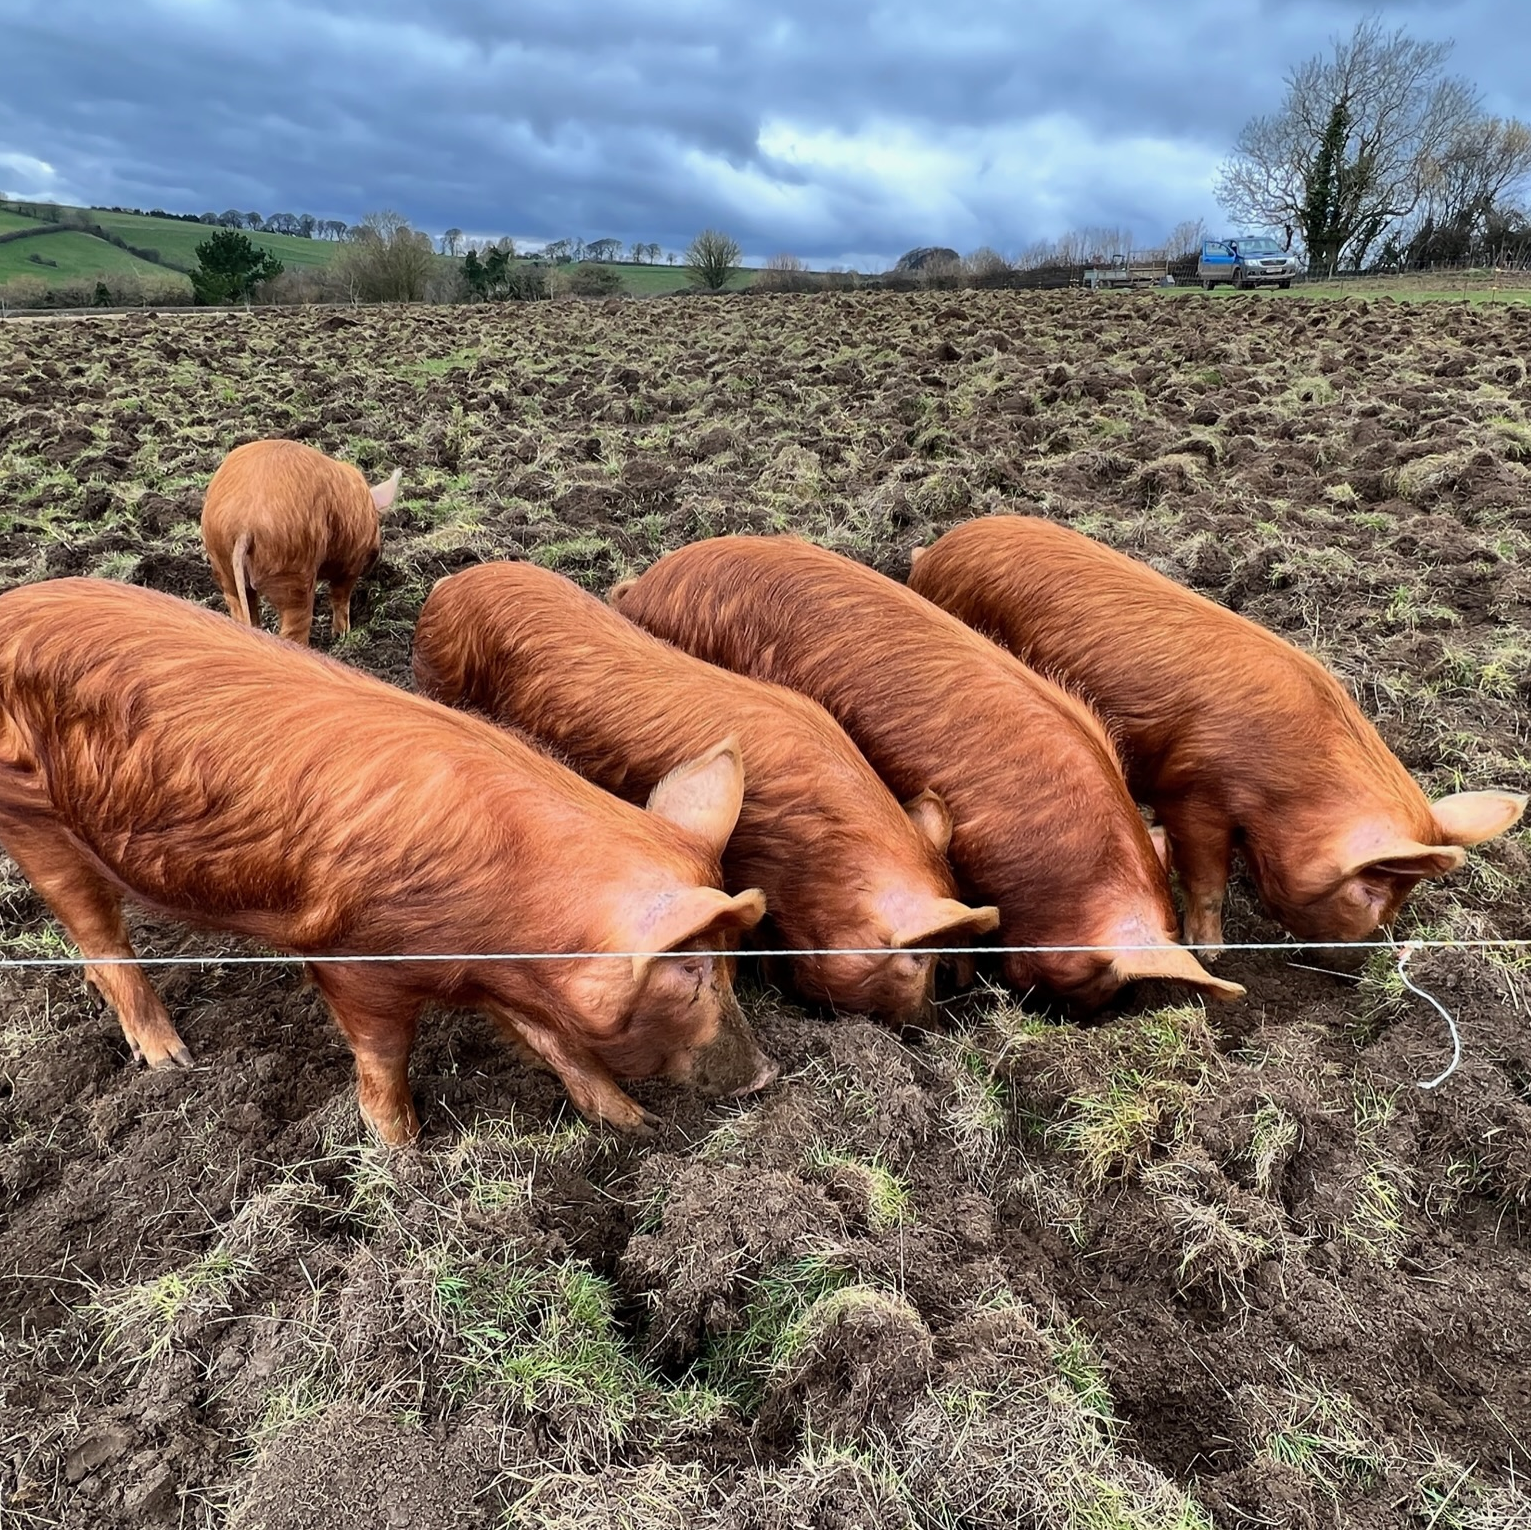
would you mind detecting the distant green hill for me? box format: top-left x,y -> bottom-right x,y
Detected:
0,201 -> 762,303
0,203 -> 340,300
79,209 -> 337,272
0,228 -> 190,289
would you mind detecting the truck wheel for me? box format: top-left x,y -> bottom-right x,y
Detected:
1201,279 -> 1213,290
1278,279 -> 1291,289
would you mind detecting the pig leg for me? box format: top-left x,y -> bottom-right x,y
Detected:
212,568 -> 255,626
0,813 -> 191,1068
309,967 -> 423,1146
265,574 -> 316,647
1162,812 -> 1233,957
328,577 -> 358,639
481,1002 -> 660,1136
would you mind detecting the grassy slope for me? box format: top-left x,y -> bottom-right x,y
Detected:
0,230 -> 190,286
80,209 -> 337,271
0,204 -> 337,287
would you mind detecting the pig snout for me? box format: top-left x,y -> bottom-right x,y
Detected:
686,1004 -> 779,1099
731,1052 -> 783,1098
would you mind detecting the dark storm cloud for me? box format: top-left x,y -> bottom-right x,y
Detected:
2,0 -> 1527,264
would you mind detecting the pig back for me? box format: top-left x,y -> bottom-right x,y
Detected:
907,515 -> 1411,810
413,560 -> 959,912
611,537 -> 1157,925
203,440 -> 376,575
0,578 -> 703,946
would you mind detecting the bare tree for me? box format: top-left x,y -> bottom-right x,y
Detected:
684,229 -> 741,290
244,211 -> 263,231
1411,116 -> 1531,253
1216,15 -> 1479,274
965,246 -> 1012,279
756,252 -> 817,293
1163,218 -> 1208,258
441,228 -> 464,256
331,210 -> 436,302
586,237 -> 622,262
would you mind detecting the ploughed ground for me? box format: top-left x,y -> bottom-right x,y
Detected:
1,290 -> 1529,1530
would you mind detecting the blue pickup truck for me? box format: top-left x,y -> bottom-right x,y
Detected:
1197,237 -> 1302,290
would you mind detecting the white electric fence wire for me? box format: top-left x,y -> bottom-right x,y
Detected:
0,934 -> 1499,1088
1397,943 -> 1463,1091
0,937 -> 1526,969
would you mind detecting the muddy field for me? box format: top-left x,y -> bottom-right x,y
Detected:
1,290 -> 1529,1529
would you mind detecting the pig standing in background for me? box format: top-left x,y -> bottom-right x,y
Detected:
412,560 -> 1000,1024
200,438 -> 401,646
610,536 -> 1243,1013
0,579 -> 776,1144
908,515 -> 1526,951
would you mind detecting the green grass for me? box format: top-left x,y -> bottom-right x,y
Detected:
0,203 -> 333,291
703,1253 -> 858,1406
0,230 -> 188,285
1163,278 -> 1531,306
80,208 -> 336,272
1,205 -> 762,298
587,261 -> 756,295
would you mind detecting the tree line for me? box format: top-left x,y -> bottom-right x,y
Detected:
1217,13 -> 1531,274
177,221 -> 745,308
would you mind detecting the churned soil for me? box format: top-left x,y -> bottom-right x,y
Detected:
1,289 -> 1529,1529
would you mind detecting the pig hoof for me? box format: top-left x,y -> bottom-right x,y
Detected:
606,1103 -> 662,1138
136,1032 -> 193,1069
364,1114 -> 422,1150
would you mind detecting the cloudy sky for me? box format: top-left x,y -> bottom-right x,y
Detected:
2,0 -> 1527,267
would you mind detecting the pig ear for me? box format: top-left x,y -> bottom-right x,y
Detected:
645,738 -> 746,859
1340,839 -> 1465,881
630,887 -> 767,984
908,545 -> 929,568
1149,825 -> 1171,871
1109,944 -> 1245,1002
891,897 -> 1000,949
904,789 -> 953,855
608,579 -> 636,609
371,468 -> 402,511
1430,789 -> 1527,847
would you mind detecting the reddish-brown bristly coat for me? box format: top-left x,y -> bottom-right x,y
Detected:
412,560 -> 999,1022
200,438 -> 400,646
908,515 -> 1526,948
611,536 -> 1241,1011
0,579 -> 775,1144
